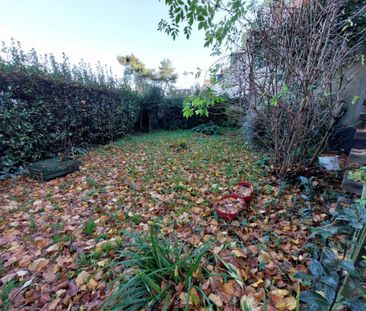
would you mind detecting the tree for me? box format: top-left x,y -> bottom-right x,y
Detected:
159,0 -> 365,53
161,0 -> 366,177
156,58 -> 178,92
117,54 -> 156,92
158,0 -> 254,54
117,54 -> 178,93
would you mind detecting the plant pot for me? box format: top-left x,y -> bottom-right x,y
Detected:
232,181 -> 254,203
214,194 -> 246,221
318,155 -> 340,171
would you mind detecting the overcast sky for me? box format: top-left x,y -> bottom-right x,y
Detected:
0,0 -> 217,88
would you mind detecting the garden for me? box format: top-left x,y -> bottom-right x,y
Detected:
0,130 -> 348,310
1,0 -> 366,310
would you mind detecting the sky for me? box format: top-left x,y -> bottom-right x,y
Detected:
0,0 -> 216,88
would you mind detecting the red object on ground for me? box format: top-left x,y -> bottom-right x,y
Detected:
234,181 -> 253,203
215,194 -> 246,221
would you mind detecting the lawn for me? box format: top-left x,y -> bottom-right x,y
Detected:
0,130 -> 337,310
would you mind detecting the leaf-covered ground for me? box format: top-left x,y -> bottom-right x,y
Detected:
0,130 -> 339,310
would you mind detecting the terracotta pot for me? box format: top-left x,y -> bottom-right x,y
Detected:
215,194 -> 245,221
233,181 -> 253,203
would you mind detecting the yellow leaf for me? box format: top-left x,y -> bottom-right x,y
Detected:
271,289 -> 289,297
208,293 -> 223,307
260,251 -> 271,263
275,299 -> 287,311
285,296 -> 297,310
251,279 -> 263,288
97,259 -> 108,267
232,249 -> 246,258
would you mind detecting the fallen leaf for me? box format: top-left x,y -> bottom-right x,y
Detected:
285,296 -> 297,310
240,295 -> 260,311
251,279 -> 263,288
87,278 -> 98,290
223,282 -> 235,296
29,258 -> 49,273
34,237 -> 49,249
76,271 -> 90,286
208,293 -> 223,307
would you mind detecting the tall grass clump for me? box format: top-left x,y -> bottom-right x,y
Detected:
103,225 -> 211,311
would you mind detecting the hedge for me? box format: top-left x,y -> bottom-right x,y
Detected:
0,70 -> 140,175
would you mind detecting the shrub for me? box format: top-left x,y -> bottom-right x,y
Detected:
0,40 -> 140,175
192,123 -> 222,135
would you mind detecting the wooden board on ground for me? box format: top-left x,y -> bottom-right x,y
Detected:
341,170 -> 363,195
29,157 -> 81,181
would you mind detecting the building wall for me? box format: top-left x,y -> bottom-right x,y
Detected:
339,60 -> 366,127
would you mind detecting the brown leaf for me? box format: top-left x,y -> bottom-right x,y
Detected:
208,293 -> 223,307
76,271 -> 90,287
34,237 -> 49,249
223,282 -> 235,296
29,258 -> 49,273
87,278 -> 98,290
285,296 -> 297,310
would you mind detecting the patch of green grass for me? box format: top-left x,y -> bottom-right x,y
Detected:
77,252 -> 100,267
52,234 -> 73,244
96,242 -> 114,255
29,216 -> 37,232
95,233 -> 108,242
174,184 -> 187,192
53,204 -> 63,212
86,177 -> 100,188
130,215 -> 141,225
1,280 -> 22,311
83,220 -> 96,236
46,191 -> 53,201
0,260 -> 3,277
52,222 -> 64,231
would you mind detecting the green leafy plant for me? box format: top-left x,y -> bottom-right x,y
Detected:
103,224 -> 211,310
1,280 -> 22,311
183,89 -> 224,119
192,124 -> 222,136
295,195 -> 366,310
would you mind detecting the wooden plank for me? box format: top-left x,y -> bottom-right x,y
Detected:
43,167 -> 80,181
29,157 -> 80,181
335,197 -> 354,209
354,128 -> 366,140
351,139 -> 366,149
346,148 -> 366,169
360,112 -> 366,121
341,170 -> 363,195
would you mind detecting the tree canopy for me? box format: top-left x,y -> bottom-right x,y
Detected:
117,54 -> 178,92
158,0 -> 366,54
158,0 -> 254,54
